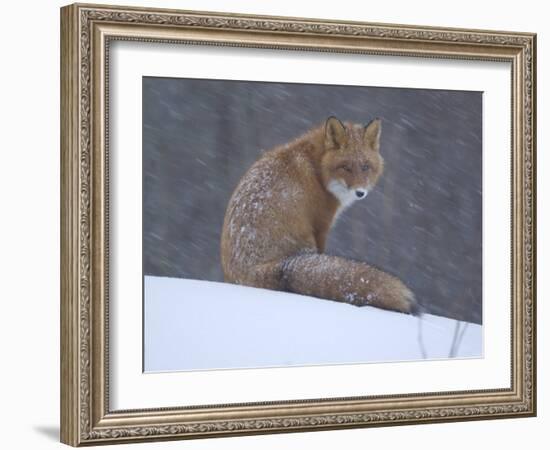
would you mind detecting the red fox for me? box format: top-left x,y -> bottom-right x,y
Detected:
221,116 -> 418,314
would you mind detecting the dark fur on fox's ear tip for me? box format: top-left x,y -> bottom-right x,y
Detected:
325,116 -> 344,127
365,117 -> 382,127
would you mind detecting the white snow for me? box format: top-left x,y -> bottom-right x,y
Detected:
144,275 -> 482,372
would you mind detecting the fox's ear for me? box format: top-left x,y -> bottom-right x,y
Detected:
364,118 -> 382,151
325,116 -> 346,150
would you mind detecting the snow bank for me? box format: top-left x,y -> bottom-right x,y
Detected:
144,275 -> 482,372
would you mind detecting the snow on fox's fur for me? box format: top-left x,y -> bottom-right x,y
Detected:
221,117 -> 417,314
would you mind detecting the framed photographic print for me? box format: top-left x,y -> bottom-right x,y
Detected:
60,3 -> 537,446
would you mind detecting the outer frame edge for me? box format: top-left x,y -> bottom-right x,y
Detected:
60,3 -> 81,447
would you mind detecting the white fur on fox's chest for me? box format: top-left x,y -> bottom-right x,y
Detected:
326,180 -> 367,221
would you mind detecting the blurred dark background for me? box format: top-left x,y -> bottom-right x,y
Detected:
143,77 -> 482,324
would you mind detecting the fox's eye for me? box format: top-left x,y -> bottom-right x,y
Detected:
340,165 -> 352,172
361,164 -> 370,171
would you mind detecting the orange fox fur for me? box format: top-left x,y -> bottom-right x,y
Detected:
220,117 -> 417,314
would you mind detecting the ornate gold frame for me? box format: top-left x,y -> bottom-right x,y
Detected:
60,2 -> 536,446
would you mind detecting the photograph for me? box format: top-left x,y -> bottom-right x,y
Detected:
142,77 -> 483,372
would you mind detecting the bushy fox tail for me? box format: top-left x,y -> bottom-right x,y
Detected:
279,253 -> 418,314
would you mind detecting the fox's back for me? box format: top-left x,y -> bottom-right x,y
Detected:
221,143 -> 327,280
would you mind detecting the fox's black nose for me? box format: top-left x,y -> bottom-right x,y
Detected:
355,190 -> 366,198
